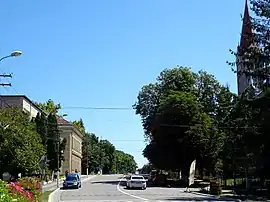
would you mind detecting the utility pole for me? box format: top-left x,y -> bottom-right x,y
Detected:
0,74 -> 12,87
0,51 -> 22,87
56,135 -> 60,188
86,142 -> 89,177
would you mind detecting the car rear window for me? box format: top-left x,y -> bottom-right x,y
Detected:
132,176 -> 144,180
66,175 -> 77,181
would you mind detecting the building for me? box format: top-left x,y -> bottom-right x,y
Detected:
236,0 -> 253,95
57,116 -> 83,173
0,95 -> 43,119
0,95 -> 83,173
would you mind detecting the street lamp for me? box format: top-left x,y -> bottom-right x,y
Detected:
0,50 -> 22,62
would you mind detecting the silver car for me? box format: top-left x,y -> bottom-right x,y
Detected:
126,175 -> 147,189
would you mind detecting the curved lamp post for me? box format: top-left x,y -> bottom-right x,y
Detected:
0,51 -> 22,62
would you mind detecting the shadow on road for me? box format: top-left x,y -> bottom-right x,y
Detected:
91,180 -> 126,186
164,197 -> 237,201
59,187 -> 77,190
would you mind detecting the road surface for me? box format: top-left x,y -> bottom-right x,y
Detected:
58,174 -> 238,202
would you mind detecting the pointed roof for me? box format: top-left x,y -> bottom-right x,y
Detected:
239,0 -> 253,48
57,115 -> 72,126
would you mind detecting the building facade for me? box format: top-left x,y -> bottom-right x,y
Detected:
0,95 -> 83,174
0,95 -> 43,118
57,116 -> 83,173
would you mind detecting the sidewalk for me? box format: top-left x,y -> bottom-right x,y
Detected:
42,175 -> 88,192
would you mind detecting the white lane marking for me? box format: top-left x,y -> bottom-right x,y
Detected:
116,175 -> 149,201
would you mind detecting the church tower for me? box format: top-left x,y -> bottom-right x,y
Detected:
236,0 -> 253,95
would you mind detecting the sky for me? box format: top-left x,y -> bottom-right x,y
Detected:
0,0 -> 247,168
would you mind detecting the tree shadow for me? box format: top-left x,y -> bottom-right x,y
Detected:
91,180 -> 126,186
60,187 -> 79,190
163,197 -> 237,201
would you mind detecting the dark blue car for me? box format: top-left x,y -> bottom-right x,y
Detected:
63,173 -> 81,189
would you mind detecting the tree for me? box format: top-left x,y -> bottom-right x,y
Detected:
134,67 -> 232,181
144,90 -> 212,182
72,118 -> 85,134
46,113 -> 66,171
225,0 -> 270,186
112,150 -> 137,174
47,113 -> 58,171
36,99 -> 61,114
99,140 -> 115,174
81,132 -> 106,174
0,108 -> 45,175
140,163 -> 154,174
35,112 -> 48,146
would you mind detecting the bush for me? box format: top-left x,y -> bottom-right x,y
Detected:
0,177 -> 42,202
0,180 -> 14,201
17,177 -> 42,201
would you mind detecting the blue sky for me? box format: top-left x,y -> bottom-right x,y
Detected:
1,0 -> 246,167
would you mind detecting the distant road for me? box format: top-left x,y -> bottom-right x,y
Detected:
58,174 -> 238,202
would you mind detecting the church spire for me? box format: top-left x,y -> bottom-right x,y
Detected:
239,0 -> 252,48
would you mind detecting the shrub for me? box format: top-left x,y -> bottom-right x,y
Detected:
0,177 -> 42,202
17,177 -> 42,201
0,180 -> 14,201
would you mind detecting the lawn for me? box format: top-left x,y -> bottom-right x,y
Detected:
40,191 -> 53,202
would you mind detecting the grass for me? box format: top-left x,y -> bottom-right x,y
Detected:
39,190 -> 53,202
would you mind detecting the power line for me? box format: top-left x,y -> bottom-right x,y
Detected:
110,140 -> 145,142
62,106 -> 133,110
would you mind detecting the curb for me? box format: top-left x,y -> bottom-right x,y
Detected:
48,175 -> 96,202
190,191 -> 242,202
42,179 -> 64,187
48,187 -> 60,202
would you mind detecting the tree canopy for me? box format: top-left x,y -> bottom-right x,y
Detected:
72,118 -> 137,175
0,108 -> 45,175
134,67 -> 236,183
36,99 -> 61,114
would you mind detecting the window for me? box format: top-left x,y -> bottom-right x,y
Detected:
132,176 -> 144,180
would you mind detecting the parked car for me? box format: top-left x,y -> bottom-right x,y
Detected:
126,175 -> 147,189
63,173 -> 81,189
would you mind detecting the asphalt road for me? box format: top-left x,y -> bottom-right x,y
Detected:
58,174 -> 239,202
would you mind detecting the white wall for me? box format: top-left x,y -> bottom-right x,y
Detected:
22,99 -> 40,118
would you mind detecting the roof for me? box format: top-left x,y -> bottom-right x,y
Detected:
0,94 -> 44,113
57,115 -> 72,125
56,115 -> 84,138
239,0 -> 253,49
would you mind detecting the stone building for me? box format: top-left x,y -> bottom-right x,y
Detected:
57,116 -> 83,173
0,95 -> 83,174
0,95 -> 43,118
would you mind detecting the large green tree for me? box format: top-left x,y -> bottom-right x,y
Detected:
112,150 -> 137,174
99,140 -> 115,174
0,108 -> 45,175
225,0 -> 270,185
47,113 -> 66,171
134,67 -> 236,182
35,112 -> 48,146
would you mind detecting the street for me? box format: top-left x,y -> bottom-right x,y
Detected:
58,174 -> 238,202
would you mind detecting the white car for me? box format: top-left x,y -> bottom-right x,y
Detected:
126,175 -> 147,189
